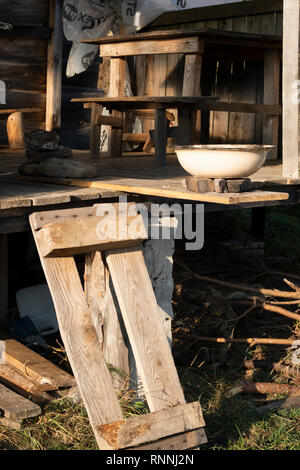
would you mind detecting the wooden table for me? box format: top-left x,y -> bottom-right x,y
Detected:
72,96 -> 219,164
77,27 -> 282,162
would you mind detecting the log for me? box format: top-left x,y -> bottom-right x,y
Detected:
7,112 -> 25,149
231,380 -> 300,396
256,395 -> 300,413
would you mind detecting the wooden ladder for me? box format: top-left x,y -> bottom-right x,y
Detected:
29,203 -> 206,450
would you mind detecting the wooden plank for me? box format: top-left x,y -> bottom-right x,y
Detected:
82,28 -> 282,47
0,383 -> 41,420
30,218 -> 124,450
263,48 -> 281,160
228,60 -> 258,144
282,0 -> 300,178
96,115 -> 123,128
36,212 -> 148,257
84,251 -> 129,390
198,101 -> 281,115
0,363 -> 53,405
0,107 -> 41,115
105,246 -> 186,411
210,61 -> 231,144
90,103 -> 102,159
98,402 -> 205,450
46,0 -> 63,131
3,339 -> 76,391
129,427 -> 207,450
100,37 -> 201,57
16,174 -> 290,205
109,58 -> 125,158
0,234 -> 8,329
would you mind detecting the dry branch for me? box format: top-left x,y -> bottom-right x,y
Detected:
175,259 -> 300,300
195,336 -> 298,346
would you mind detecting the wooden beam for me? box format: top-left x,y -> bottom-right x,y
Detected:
0,383 -> 41,420
282,0 -> 300,178
263,48 -> 281,160
105,246 -> 186,411
100,37 -> 201,58
97,402 -> 205,450
30,219 -> 124,449
46,0 -> 63,131
36,212 -> 148,257
0,234 -> 8,329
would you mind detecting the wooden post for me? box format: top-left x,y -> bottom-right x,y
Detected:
0,234 -> 8,329
7,112 -> 25,149
282,0 -> 300,178
154,109 -> 167,165
263,48 -> 281,160
46,0 -> 63,132
108,57 -> 126,158
182,40 -> 204,144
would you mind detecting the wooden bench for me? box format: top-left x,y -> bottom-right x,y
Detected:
73,28 -> 282,163
0,105 -> 41,149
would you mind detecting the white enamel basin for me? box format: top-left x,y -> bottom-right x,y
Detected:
173,145 -> 275,179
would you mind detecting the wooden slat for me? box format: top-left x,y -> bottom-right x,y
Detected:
109,57 -> 125,158
100,37 -> 201,57
82,28 -> 282,47
129,427 -> 207,450
0,363 -> 53,405
37,212 -> 148,257
30,217 -> 124,450
199,101 -> 282,115
0,383 -> 41,420
16,174 -> 290,205
46,0 -> 63,132
263,48 -> 281,160
98,402 -> 205,450
105,246 -> 186,411
0,234 -> 8,328
3,339 -> 76,391
0,107 -> 41,115
282,0 -> 300,178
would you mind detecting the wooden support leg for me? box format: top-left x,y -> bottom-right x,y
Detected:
154,109 -> 167,165
0,234 -> 8,329
89,103 -> 102,159
263,48 -> 280,160
177,108 -> 191,146
30,220 -> 124,450
7,112 -> 26,150
105,246 -> 185,411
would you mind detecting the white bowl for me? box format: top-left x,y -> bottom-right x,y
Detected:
173,145 -> 275,179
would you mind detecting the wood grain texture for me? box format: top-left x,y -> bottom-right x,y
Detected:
3,339 -> 75,391
100,37 -> 202,57
105,246 -> 186,412
129,427 -> 207,450
37,212 -> 148,257
0,383 -> 41,420
282,0 -> 300,178
0,234 -> 8,328
263,48 -> 281,160
30,217 -> 124,449
84,251 -> 129,389
97,402 -> 205,450
7,112 -> 25,149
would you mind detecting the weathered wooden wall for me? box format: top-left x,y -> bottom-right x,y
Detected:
141,0 -> 283,154
0,0 -> 50,144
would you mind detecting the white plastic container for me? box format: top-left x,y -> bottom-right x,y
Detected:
16,284 -> 58,336
173,144 -> 274,179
